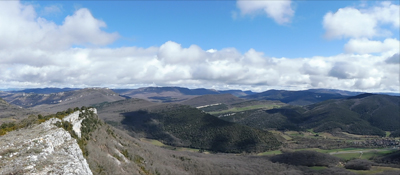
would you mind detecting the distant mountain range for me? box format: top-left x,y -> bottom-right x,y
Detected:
9,88 -> 80,94
0,88 -> 125,113
113,87 -> 255,102
1,87 -> 398,105
244,89 -> 359,106
1,87 -> 398,113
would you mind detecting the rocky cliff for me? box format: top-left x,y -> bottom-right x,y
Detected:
0,110 -> 94,175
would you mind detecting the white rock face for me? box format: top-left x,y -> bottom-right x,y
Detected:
0,111 -> 93,175
63,111 -> 83,138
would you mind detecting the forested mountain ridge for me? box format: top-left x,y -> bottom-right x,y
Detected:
221,94 -> 400,136
245,89 -> 349,106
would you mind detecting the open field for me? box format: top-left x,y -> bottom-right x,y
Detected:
257,147 -> 398,160
331,148 -> 396,160
349,166 -> 400,174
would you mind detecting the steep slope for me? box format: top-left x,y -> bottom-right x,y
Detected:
0,97 -> 39,123
0,108 -> 94,174
245,89 -> 347,106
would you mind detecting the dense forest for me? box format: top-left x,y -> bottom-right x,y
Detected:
121,105 -> 281,153
220,94 -> 399,136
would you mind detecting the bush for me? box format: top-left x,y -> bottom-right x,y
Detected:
389,130 -> 400,137
270,150 -> 341,167
345,159 -> 373,170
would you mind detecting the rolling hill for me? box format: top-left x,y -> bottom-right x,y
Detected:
0,88 -> 127,113
94,98 -> 281,153
221,94 -> 400,136
0,97 -> 39,123
245,89 -> 349,106
179,93 -> 245,107
113,87 -> 254,103
120,105 -> 281,153
9,87 -> 80,94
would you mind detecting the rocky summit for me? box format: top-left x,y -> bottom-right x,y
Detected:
0,110 -> 93,175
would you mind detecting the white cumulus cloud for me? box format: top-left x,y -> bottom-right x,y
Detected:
0,1 -> 119,51
237,0 -> 294,24
344,38 -> 400,54
0,1 -> 398,93
323,1 -> 399,39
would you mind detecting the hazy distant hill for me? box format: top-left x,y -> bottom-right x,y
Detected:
180,93 -> 245,107
112,87 -> 254,103
10,88 -> 80,94
113,87 -> 217,102
306,89 -> 362,96
222,94 -> 400,136
218,90 -> 255,97
245,89 -> 348,106
0,88 -> 127,113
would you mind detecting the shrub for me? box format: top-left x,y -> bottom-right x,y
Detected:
345,159 -> 373,170
270,150 -> 341,167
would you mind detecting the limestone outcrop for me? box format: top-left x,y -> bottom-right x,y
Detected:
0,110 -> 94,175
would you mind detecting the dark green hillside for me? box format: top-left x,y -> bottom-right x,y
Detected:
221,94 -> 399,137
270,150 -> 341,167
303,94 -> 399,134
121,105 -> 281,153
349,95 -> 400,131
220,108 -> 302,131
390,130 -> 400,137
245,89 -> 346,106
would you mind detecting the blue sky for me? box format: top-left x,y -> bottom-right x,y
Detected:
31,0 -> 395,58
0,0 -> 399,92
